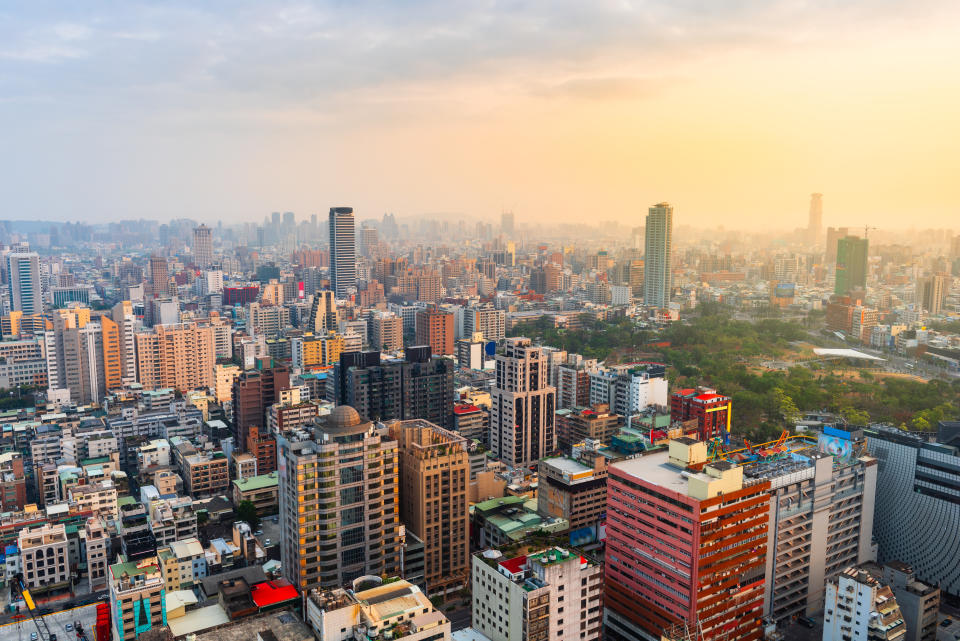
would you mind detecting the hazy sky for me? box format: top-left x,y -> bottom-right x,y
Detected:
2,1 -> 959,229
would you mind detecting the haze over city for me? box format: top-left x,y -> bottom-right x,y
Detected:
3,1 -> 960,227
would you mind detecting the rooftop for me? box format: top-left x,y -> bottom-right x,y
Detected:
192,610 -> 313,641
610,449 -> 689,496
232,472 -> 279,492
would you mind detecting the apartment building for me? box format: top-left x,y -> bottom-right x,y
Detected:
370,312 -> 403,352
670,387 -> 733,441
157,537 -> 207,590
232,472 -> 279,515
824,567 -> 907,641
588,364 -> 668,418
464,304 -> 506,342
19,523 -> 70,592
472,547 -> 603,641
0,452 -> 27,511
415,308 -> 454,356
69,480 -> 119,520
277,406 -> 403,590
389,419 -> 469,595
452,403 -> 489,446
182,451 -> 229,498
109,556 -> 167,641
85,516 -> 109,592
134,322 -> 215,391
555,404 -> 621,452
149,496 -> 199,546
537,440 -> 608,531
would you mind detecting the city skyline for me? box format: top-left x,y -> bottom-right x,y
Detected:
2,2 -> 960,227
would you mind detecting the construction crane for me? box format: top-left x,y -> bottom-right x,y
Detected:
11,574 -> 56,641
864,225 -> 877,240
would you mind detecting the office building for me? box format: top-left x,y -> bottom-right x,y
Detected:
193,224 -> 213,268
183,451 -> 229,498
826,227 -> 851,264
307,290 -> 338,333
86,517 -> 110,592
917,273 -> 947,315
643,202 -> 673,309
604,439 -> 769,641
416,307 -> 455,356
109,556 -> 167,641
389,419 -> 469,594
670,387 -> 732,441
231,364 -> 290,450
823,567 -> 906,641
500,211 -> 515,236
471,547 -> 603,641
305,580 -> 451,641
45,310 -> 123,404
491,337 -> 557,467
555,405 -> 621,452
835,235 -> 869,295
135,322 -> 215,392
329,206 -> 356,298
865,426 -> 960,596
538,440 -> 608,531
277,406 -> 403,590
6,252 -> 42,314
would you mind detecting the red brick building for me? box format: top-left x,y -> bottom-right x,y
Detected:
671,388 -> 732,441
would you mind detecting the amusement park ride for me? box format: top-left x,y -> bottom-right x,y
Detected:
690,430 -> 817,471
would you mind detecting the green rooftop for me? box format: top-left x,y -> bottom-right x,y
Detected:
118,496 -> 137,507
81,456 -> 111,466
110,559 -> 158,580
474,495 -> 526,513
232,472 -> 279,492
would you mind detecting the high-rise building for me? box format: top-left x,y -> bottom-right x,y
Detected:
134,322 -> 215,392
6,252 -> 42,314
471,547 -> 603,641
45,309 -> 123,404
555,404 -> 621,453
823,567 -> 906,641
878,562 -> 939,641
826,226 -> 851,264
865,426 -> 960,595
643,202 -> 673,309
835,235 -> 869,294
464,304 -> 506,342
415,307 -> 455,356
148,255 -> 169,298
277,406 -> 403,590
329,206 -> 356,298
588,364 -> 668,419
604,439 -> 769,641
917,273 -> 947,315
807,192 -> 823,243
500,211 -> 515,236
231,365 -> 290,450
491,337 -> 557,467
389,419 -> 469,594
193,224 -> 213,268
307,290 -> 338,334
336,347 -> 454,429
111,301 -> 139,384
370,312 -> 403,352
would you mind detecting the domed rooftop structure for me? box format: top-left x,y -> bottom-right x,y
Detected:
319,405 -> 369,435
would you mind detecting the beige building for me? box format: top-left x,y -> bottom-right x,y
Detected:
69,480 -> 119,520
537,440 -> 608,531
306,579 -> 451,641
231,472 -> 279,515
389,419 -> 470,594
370,313 -> 404,352
214,363 -> 241,403
19,523 -> 70,592
234,452 -> 258,479
157,537 -> 206,590
85,517 -> 110,592
135,322 -> 215,392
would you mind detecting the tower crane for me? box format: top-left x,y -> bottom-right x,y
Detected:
10,574 -> 56,641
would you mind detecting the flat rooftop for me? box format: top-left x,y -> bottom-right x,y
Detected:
609,450 -> 688,495
542,456 -> 592,476
193,610 -> 313,641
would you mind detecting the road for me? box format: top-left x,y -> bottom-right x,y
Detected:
0,604 -> 99,641
444,604 -> 471,631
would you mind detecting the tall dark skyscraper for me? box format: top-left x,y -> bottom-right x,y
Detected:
329,206 -> 356,298
643,202 -> 673,309
835,235 -> 869,295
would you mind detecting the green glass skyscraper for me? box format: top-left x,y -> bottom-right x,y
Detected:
835,235 -> 869,294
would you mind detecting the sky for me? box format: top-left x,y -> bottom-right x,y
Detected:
2,1 -> 959,230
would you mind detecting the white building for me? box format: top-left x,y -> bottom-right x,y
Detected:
588,364 -> 668,417
491,337 -> 556,467
471,547 -> 602,641
824,567 -> 906,641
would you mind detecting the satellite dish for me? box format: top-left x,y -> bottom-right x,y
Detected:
485,341 -> 497,356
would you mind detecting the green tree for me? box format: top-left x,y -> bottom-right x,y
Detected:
773,387 -> 801,425
236,500 -> 260,530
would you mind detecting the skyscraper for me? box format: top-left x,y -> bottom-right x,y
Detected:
491,337 -> 557,467
415,307 -> 455,356
500,211 -> 515,236
134,322 -> 215,392
917,273 -> 947,315
193,224 -> 213,268
835,235 -> 869,295
329,206 -> 356,298
6,252 -> 42,314
277,406 -> 402,590
643,202 -> 673,309
825,226 -> 850,264
807,192 -> 823,243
